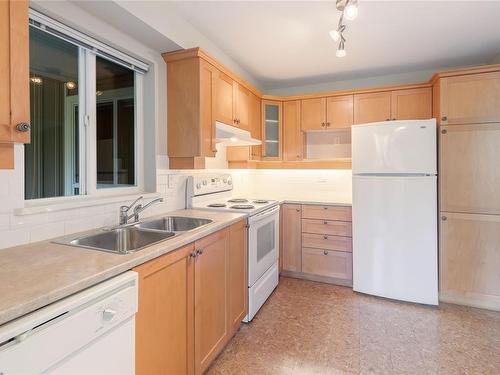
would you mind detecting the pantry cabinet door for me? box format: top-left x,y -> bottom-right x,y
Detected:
326,95 -> 354,129
440,123 -> 500,215
228,220 -> 248,333
234,83 -> 250,131
354,92 -> 392,125
134,244 -> 195,375
391,87 -> 432,120
301,97 -> 326,131
215,71 -> 235,126
439,72 -> 500,125
194,229 -> 229,375
440,212 -> 500,304
282,204 -> 302,272
283,100 -> 303,161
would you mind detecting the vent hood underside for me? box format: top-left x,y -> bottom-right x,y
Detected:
215,121 -> 261,146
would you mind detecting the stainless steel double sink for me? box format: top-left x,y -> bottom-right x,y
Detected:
55,216 -> 213,254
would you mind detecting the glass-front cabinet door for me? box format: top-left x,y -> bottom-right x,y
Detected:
262,100 -> 282,160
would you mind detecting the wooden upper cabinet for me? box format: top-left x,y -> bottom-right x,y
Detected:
134,244 -> 195,375
215,71 -> 235,126
262,100 -> 282,160
249,93 -> 261,160
0,0 -> 30,169
326,95 -> 354,129
440,123 -> 500,215
282,204 -> 302,272
200,60 -> 217,156
391,87 -> 432,120
354,91 -> 392,124
228,220 -> 248,333
234,83 -> 250,130
438,71 -> 500,125
194,229 -> 229,375
301,97 -> 326,131
283,100 -> 303,161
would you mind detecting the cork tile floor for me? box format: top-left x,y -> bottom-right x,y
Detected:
207,277 -> 500,375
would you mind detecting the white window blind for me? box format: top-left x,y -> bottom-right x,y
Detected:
29,8 -> 149,74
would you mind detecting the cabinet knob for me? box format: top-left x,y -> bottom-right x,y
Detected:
386,118 -> 390,121
323,221 -> 328,225
323,250 -> 329,255
296,209 -> 300,212
190,251 -> 198,258
16,122 -> 31,132
326,122 -> 330,127
441,216 -> 447,221
196,249 -> 204,255
441,116 -> 448,122
323,207 -> 328,210
441,129 -> 447,135
323,235 -> 328,240
392,118 -> 396,121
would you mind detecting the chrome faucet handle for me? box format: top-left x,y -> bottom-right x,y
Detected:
122,196 -> 143,212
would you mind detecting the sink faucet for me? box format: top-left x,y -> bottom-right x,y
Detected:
119,197 -> 164,225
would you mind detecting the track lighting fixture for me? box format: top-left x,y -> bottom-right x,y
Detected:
330,0 -> 358,57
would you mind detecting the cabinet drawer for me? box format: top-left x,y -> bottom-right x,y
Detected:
302,248 -> 352,280
301,205 -> 351,221
302,233 -> 352,252
302,219 -> 352,237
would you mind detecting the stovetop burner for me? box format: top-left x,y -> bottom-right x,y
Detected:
207,203 -> 227,208
253,200 -> 269,204
230,204 -> 255,210
228,198 -> 249,203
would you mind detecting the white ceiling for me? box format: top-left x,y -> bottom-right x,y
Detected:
171,1 -> 500,90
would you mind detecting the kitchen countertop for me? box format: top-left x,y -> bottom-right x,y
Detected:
252,193 -> 352,206
0,209 -> 246,327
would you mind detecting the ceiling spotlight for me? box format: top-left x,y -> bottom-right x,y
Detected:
344,0 -> 358,21
30,77 -> 43,85
65,81 -> 77,90
336,40 -> 346,58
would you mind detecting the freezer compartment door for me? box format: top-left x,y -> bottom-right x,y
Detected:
352,119 -> 436,174
352,175 -> 438,305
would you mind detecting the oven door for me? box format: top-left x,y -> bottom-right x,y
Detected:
248,205 -> 280,287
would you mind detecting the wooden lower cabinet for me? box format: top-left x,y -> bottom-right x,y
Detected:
281,204 -> 302,272
228,220 -> 248,334
302,248 -> 353,280
134,244 -> 195,375
440,212 -> 500,310
281,204 -> 353,285
134,221 -> 248,375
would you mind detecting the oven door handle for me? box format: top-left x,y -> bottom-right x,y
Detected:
248,205 -> 280,224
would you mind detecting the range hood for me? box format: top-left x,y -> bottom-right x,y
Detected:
215,121 -> 261,146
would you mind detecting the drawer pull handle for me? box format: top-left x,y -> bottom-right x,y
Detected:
323,221 -> 328,225
323,235 -> 328,240
323,207 -> 328,210
323,250 -> 328,255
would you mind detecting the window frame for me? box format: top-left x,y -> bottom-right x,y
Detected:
25,13 -> 145,203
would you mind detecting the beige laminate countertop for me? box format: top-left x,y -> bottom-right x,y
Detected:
0,209 -> 246,327
252,193 -> 352,206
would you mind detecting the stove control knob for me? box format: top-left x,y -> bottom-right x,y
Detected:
196,183 -> 201,189
228,179 -> 232,185
223,178 -> 227,183
202,180 -> 207,186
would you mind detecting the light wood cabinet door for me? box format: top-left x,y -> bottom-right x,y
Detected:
0,0 -> 29,169
302,205 -> 352,221
440,212 -> 500,306
354,92 -> 392,125
215,71 -> 235,126
440,124 -> 500,215
234,83 -> 250,130
200,60 -> 217,156
134,244 -> 195,375
301,97 -> 326,131
302,233 -> 352,252
439,72 -> 500,125
228,220 -> 248,333
282,204 -> 302,272
283,100 -> 303,161
249,93 -> 261,160
326,95 -> 354,129
194,229 -> 229,375
391,87 -> 432,120
302,219 -> 352,237
262,100 -> 282,160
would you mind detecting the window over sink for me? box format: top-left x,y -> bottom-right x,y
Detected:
25,10 -> 148,200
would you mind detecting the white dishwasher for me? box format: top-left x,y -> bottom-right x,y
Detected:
0,271 -> 138,375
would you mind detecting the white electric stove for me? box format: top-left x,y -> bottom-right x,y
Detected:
187,174 -> 279,322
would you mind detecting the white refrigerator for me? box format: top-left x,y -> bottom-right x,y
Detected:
351,119 -> 438,305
